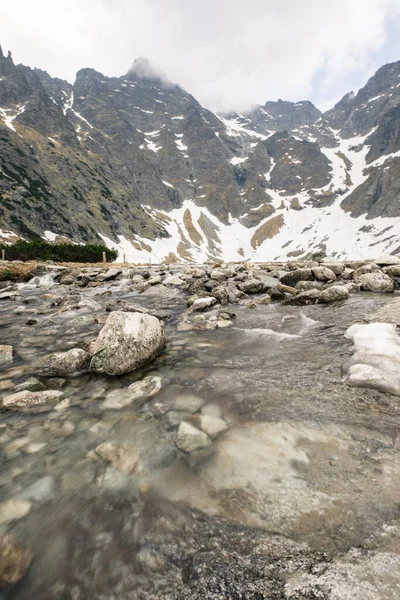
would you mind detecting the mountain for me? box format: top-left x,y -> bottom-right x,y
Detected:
1,44 -> 400,262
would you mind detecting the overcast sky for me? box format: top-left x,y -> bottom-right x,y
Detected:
1,0 -> 400,112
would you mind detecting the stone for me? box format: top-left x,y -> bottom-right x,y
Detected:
163,275 -> 185,286
353,263 -> 381,277
0,345 -> 13,364
320,261 -> 345,275
0,499 -> 31,525
295,280 -> 324,291
357,272 -> 394,293
94,442 -> 138,473
1,390 -> 63,413
0,291 -> 20,301
320,285 -> 350,303
212,286 -> 229,305
198,415 -> 229,439
174,421 -> 212,453
172,394 -> 205,413
312,266 -> 336,282
283,288 -> 321,305
279,268 -> 313,287
103,376 -> 162,409
33,348 -> 90,376
375,254 -> 400,266
238,279 -> 263,294
0,536 -> 32,586
163,411 -> 183,430
102,268 -> 122,281
383,265 -> 400,277
210,269 -> 227,282
191,297 -> 217,311
147,275 -> 162,285
90,311 -> 166,375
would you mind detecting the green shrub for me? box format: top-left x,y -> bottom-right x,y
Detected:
0,239 -> 118,262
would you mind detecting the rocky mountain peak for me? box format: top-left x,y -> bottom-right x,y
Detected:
125,57 -> 170,86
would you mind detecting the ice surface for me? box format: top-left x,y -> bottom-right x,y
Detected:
343,322 -> 400,395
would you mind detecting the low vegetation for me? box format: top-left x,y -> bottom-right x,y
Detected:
0,239 -> 118,263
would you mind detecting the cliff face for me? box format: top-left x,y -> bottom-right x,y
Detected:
1,46 -> 400,262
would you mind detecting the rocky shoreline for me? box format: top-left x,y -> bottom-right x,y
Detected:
1,257 -> 400,598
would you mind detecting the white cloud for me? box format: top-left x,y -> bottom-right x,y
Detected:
1,0 -> 400,111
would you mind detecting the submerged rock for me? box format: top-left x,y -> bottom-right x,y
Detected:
33,348 -> 90,376
0,536 -> 32,586
94,442 -> 138,473
174,421 -> 212,453
1,390 -> 63,412
103,375 -> 162,409
0,345 -> 13,365
90,311 -> 166,375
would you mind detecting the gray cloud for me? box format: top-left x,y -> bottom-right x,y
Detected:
1,0 -> 400,111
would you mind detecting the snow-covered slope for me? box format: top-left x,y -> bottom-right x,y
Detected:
1,45 -> 400,262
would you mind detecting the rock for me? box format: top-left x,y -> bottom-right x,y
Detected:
191,297 -> 217,311
198,414 -> 229,439
0,345 -> 13,365
94,442 -> 138,473
1,390 -> 63,413
383,265 -> 400,277
0,499 -> 31,525
319,261 -> 345,275
268,287 -> 286,301
312,266 -> 336,282
172,394 -> 205,413
256,274 -> 279,290
147,275 -> 162,286
102,268 -> 122,281
320,285 -> 350,303
295,280 -> 324,291
90,311 -> 166,375
0,536 -> 32,586
357,272 -> 394,293
33,348 -> 90,376
103,376 -> 162,409
174,421 -> 212,453
163,411 -> 184,430
280,268 -> 313,287
283,288 -> 321,305
163,275 -> 185,286
0,291 -> 20,301
212,286 -> 229,305
238,279 -> 263,294
210,269 -> 227,282
353,263 -> 381,277
276,283 -> 297,296
375,254 -> 400,266
137,547 -> 166,571
201,403 -> 222,418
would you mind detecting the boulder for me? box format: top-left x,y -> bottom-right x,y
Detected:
210,269 -> 227,282
212,286 -> 229,305
319,261 -> 345,275
198,414 -> 229,439
163,275 -> 185,286
279,268 -> 313,287
357,272 -> 394,293
238,279 -> 263,294
283,288 -> 321,305
0,536 -> 32,586
191,297 -> 217,311
33,348 -> 90,376
174,421 -> 212,453
375,254 -> 400,267
1,390 -> 63,413
353,263 -> 381,278
90,311 -> 165,375
102,268 -> 122,281
320,285 -> 350,303
312,266 -> 336,282
295,280 -> 324,291
383,265 -> 400,277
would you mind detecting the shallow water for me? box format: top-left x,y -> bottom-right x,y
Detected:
1,275 -> 400,598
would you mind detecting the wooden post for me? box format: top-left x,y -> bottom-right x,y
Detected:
123,254 -> 126,264
102,251 -> 106,263
1,249 -> 5,261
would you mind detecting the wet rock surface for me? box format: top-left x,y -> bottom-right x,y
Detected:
1,260 -> 400,598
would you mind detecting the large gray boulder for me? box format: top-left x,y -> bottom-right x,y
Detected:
357,272 -> 394,293
90,311 -> 166,375
33,348 -> 90,376
280,268 -> 313,287
1,390 -> 63,413
320,285 -> 350,303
